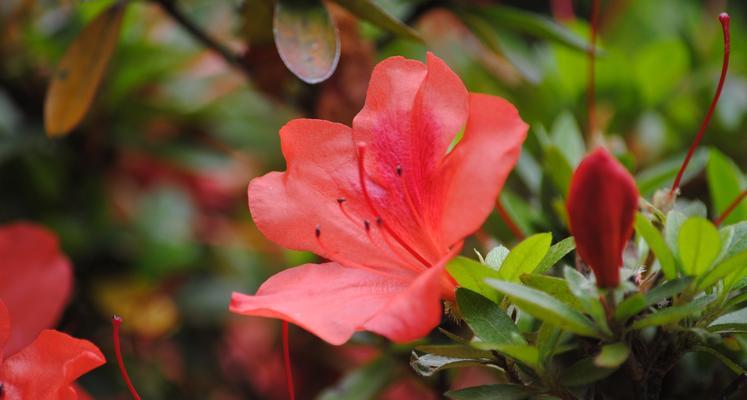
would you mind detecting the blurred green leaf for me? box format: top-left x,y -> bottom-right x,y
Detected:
563,267 -> 611,335
457,288 -> 526,347
543,146 -> 574,196
678,217 -> 722,276
635,212 -> 677,280
708,308 -> 747,334
615,293 -> 648,322
551,111 -> 585,167
448,257 -> 502,303
499,233 -> 552,281
446,384 -> 535,400
636,149 -> 708,196
318,357 -> 396,400
486,280 -> 601,338
559,358 -> 617,386
594,343 -> 630,368
707,149 -> 747,226
634,39 -> 689,106
632,301 -> 706,329
274,0 -> 340,84
697,249 -> 747,291
331,0 -> 422,42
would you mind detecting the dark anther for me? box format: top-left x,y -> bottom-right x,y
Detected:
0,383 -> 4,397
364,219 -> 371,231
337,197 -> 346,204
396,164 -> 402,176
375,216 -> 383,225
315,225 -> 321,238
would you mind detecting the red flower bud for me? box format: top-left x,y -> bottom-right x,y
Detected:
566,148 -> 639,288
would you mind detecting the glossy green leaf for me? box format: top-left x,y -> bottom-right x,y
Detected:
274,0 -> 340,84
707,149 -> 747,226
678,217 -> 722,276
520,273 -> 581,309
535,237 -> 575,274
594,343 -> 630,368
410,353 -> 489,377
414,344 -> 494,360
448,257 -> 502,303
457,289 -> 526,347
499,233 -> 552,281
318,357 -> 396,400
697,249 -> 747,291
331,0 -> 422,42
634,213 -> 676,280
486,279 -> 601,338
446,384 -> 535,400
632,302 -> 706,329
492,344 -> 540,370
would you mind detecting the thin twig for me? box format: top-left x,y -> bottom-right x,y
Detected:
152,0 -> 253,80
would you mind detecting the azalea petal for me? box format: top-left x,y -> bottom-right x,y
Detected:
0,300 -> 9,362
0,223 -> 72,355
248,119 -> 417,272
0,329 -> 105,399
229,262 -> 441,345
362,262 -> 445,343
440,94 -> 528,245
352,53 -> 470,260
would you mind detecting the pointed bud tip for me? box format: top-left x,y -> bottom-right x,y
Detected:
719,12 -> 730,25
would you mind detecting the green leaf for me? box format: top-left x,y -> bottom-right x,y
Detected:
410,353 -> 490,377
563,267 -> 611,335
414,345 -> 494,360
486,279 -> 601,338
665,210 -> 687,257
707,149 -> 747,226
678,217 -> 722,276
485,245 -> 510,270
708,308 -> 747,334
543,146 -> 573,195
330,0 -> 422,42
634,213 -> 677,280
632,302 -> 706,329
615,293 -> 647,322
697,249 -> 747,291
645,277 -> 693,306
448,257 -> 503,303
274,0 -> 340,84
636,149 -> 708,197
499,233 -> 552,281
470,5 -> 594,53
492,344 -> 541,370
693,346 -> 746,374
559,358 -> 617,386
634,39 -> 689,106
594,343 -> 630,368
520,274 -> 581,309
535,237 -> 576,274
318,357 -> 396,400
536,323 -> 562,363
446,384 -> 535,400
457,289 -> 526,347
550,111 -> 585,167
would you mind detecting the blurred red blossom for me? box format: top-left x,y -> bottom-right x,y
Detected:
230,53 -> 528,344
566,148 -> 639,288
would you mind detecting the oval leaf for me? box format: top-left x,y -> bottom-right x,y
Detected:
274,0 -> 340,84
635,213 -> 677,280
678,217 -> 722,276
456,288 -> 526,347
44,1 -> 126,136
499,233 -> 552,281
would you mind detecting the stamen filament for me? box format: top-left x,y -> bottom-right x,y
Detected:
671,13 -> 731,194
112,316 -> 141,400
587,0 -> 600,141
495,198 -> 525,240
356,143 -> 433,268
282,322 -> 296,400
714,188 -> 747,226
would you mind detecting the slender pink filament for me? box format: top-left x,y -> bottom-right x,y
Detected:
112,316 -> 141,400
282,322 -> 296,400
715,188 -> 747,226
587,0 -> 600,141
671,13 -> 731,194
495,199 -> 525,240
356,143 -> 433,268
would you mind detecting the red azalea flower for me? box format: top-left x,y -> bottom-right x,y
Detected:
566,148 -> 639,288
0,223 -> 72,355
0,300 -> 105,399
230,53 -> 528,344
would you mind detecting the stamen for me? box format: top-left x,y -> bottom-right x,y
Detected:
337,199 -> 359,226
364,219 -> 371,231
112,316 -> 141,400
396,164 -> 402,176
393,163 -> 444,254
337,197 -> 346,204
282,321 -> 296,400
714,188 -> 747,226
587,0 -> 600,141
495,199 -> 525,240
356,143 -> 433,268
671,12 -> 730,194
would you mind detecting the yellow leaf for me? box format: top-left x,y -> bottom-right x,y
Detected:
44,1 -> 126,137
